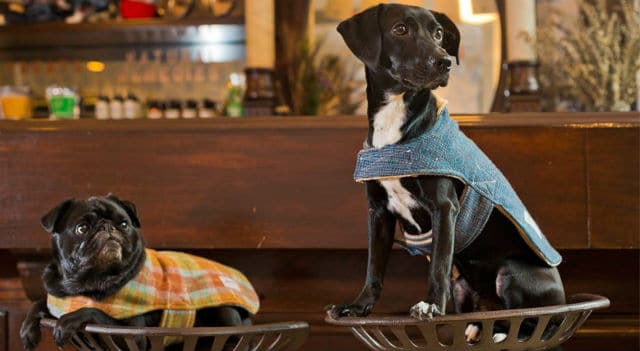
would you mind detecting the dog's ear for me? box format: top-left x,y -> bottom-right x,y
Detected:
41,199 -> 74,234
430,10 -> 461,64
106,194 -> 141,228
337,4 -> 383,69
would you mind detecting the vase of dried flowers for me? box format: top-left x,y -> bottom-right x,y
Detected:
285,38 -> 363,116
532,0 -> 639,112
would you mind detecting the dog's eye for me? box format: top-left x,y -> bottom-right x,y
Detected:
75,224 -> 88,235
434,28 -> 443,41
119,221 -> 128,229
392,23 -> 408,36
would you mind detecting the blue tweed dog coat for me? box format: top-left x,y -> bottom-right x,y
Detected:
354,101 -> 561,267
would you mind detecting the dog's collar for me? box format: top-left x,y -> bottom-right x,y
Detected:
363,94 -> 448,149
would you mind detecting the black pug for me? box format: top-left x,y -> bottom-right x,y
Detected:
21,195 -> 257,350
327,3 -> 565,344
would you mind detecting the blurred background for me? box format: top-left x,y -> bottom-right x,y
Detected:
0,0 -> 637,120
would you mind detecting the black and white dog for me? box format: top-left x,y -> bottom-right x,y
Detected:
327,4 -> 565,342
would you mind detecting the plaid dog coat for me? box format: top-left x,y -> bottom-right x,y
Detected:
353,97 -> 562,267
48,249 -> 260,344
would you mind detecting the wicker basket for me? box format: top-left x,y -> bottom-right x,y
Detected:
40,318 -> 309,351
325,294 -> 609,351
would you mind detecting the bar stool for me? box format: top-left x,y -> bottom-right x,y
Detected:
325,294 -> 609,351
41,318 -> 309,351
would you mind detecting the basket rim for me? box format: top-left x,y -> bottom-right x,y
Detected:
325,293 -> 610,326
40,318 -> 310,337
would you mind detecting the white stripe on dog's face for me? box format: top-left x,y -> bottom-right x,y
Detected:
372,94 -> 405,148
380,179 -> 421,232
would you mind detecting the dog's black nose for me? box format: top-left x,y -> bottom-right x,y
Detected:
437,56 -> 452,71
98,223 -> 114,232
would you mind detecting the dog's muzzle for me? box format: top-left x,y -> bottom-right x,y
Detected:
436,55 -> 452,72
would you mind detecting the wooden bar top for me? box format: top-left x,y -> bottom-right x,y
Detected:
0,112 -> 638,132
1,113 -> 638,250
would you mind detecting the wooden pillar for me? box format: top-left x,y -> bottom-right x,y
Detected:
244,0 -> 277,115
274,0 -> 312,112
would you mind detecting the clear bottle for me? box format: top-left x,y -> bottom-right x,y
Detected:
110,94 -> 124,120
165,99 -> 181,119
95,95 -> 110,120
124,93 -> 142,119
182,99 -> 198,119
199,99 -> 217,118
147,100 -> 163,119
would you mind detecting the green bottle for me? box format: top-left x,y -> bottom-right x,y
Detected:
224,73 -> 244,118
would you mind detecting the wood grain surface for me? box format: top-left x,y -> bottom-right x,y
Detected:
1,113 -> 638,250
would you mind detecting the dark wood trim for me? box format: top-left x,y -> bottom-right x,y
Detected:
0,310 -> 6,351
1,112 -> 638,132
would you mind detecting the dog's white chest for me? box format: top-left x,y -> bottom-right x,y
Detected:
372,94 -> 406,148
380,179 -> 421,231
372,94 -> 420,230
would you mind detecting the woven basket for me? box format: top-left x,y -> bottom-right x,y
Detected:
40,318 -> 309,351
325,294 -> 609,351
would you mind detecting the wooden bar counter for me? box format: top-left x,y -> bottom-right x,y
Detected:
0,113 -> 638,350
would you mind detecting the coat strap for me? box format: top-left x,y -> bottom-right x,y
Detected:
454,187 -> 494,253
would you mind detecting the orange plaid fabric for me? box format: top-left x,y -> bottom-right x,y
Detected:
48,249 -> 260,325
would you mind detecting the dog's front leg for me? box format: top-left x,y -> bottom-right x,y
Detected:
20,299 -> 49,351
410,179 -> 459,320
328,188 -> 396,317
53,308 -> 119,346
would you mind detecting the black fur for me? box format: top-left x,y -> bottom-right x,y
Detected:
40,195 -> 146,300
328,4 -> 565,342
21,195 -> 249,351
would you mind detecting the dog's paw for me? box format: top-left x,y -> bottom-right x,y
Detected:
53,314 -> 87,346
465,323 -> 481,343
492,332 -> 507,343
409,301 -> 443,320
20,317 -> 41,351
325,303 -> 373,318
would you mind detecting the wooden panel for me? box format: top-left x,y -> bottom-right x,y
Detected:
199,249 -> 640,316
0,128 -> 366,250
0,310 -> 6,351
3,248 -> 638,351
467,127 -> 588,248
588,128 -> 640,248
0,303 -> 59,351
13,249 -> 639,317
0,114 -> 637,251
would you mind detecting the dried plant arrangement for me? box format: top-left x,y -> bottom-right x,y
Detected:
286,38 -> 364,116
533,0 -> 639,111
